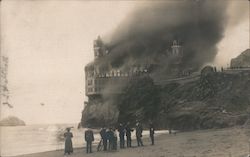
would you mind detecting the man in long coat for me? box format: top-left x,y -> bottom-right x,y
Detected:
118,123 -> 125,148
106,128 -> 114,150
125,122 -> 133,147
136,121 -> 143,146
149,121 -> 155,145
85,127 -> 94,153
100,127 -> 107,151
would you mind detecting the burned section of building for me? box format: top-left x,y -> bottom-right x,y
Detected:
85,36 -> 184,97
85,36 -> 148,97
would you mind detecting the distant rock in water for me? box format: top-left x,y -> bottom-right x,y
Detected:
0,116 -> 26,126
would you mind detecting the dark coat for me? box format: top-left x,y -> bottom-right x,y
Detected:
125,125 -> 133,137
64,132 -> 73,153
136,123 -> 143,137
118,125 -> 125,137
149,124 -> 155,135
85,129 -> 94,142
100,128 -> 107,140
106,130 -> 114,141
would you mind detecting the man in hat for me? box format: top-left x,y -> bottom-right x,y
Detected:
149,121 -> 155,145
106,127 -> 114,150
136,121 -> 143,147
99,126 -> 107,151
125,122 -> 133,147
118,123 -> 125,149
85,127 -> 94,153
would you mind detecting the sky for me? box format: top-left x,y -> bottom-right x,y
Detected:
0,0 -> 249,124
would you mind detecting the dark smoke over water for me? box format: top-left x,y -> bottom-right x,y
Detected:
102,0 -> 229,79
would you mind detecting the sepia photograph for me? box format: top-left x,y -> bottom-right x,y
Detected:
0,0 -> 250,157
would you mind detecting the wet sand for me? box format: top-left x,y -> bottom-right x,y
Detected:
14,127 -> 250,157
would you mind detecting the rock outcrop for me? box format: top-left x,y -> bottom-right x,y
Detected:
157,70 -> 250,130
0,116 -> 26,126
82,68 -> 250,130
81,96 -> 119,127
231,49 -> 250,68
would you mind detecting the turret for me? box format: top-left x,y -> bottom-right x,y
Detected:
93,36 -> 106,59
171,40 -> 183,57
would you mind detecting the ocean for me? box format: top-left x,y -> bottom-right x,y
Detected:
0,124 -> 168,157
0,124 -> 100,157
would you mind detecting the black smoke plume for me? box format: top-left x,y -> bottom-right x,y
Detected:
100,0 -> 229,80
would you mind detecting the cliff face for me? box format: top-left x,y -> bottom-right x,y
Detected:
0,116 -> 26,126
157,70 -> 250,130
82,69 -> 250,130
81,96 -> 119,127
231,49 -> 250,68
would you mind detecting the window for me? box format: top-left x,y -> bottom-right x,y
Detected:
88,80 -> 93,85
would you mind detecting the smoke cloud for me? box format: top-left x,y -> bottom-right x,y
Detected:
99,0 -> 229,80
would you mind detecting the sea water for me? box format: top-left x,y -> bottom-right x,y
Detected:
0,124 -> 168,157
0,124 -> 94,157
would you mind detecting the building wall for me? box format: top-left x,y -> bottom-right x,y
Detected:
85,68 -> 147,96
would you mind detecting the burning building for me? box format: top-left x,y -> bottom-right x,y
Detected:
85,36 -> 184,97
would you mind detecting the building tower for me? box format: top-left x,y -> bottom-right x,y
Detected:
93,36 -> 105,59
171,40 -> 183,57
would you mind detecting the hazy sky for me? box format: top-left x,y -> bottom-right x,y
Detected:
0,0 -> 249,124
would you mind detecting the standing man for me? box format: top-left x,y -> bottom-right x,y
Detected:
100,127 -> 107,151
106,127 -> 114,151
85,127 -> 94,154
125,122 -> 133,147
136,121 -> 143,147
149,121 -> 155,145
118,123 -> 125,148
113,128 -> 118,150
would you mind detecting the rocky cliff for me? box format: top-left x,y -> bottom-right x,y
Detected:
157,69 -> 250,130
231,49 -> 250,68
81,95 -> 119,127
82,68 -> 250,130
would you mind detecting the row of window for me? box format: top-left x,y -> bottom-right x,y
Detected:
87,87 -> 102,93
87,78 -> 129,86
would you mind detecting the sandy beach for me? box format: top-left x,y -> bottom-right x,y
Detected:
14,127 -> 250,157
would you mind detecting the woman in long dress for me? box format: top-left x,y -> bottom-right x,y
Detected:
64,128 -> 73,155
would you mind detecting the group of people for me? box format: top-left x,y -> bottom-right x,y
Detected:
64,121 -> 155,155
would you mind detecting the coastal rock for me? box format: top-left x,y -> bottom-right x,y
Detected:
231,49 -> 250,68
82,69 -> 250,130
0,116 -> 26,126
81,96 -> 119,127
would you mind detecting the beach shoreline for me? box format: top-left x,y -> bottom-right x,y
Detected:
7,127 -> 250,157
